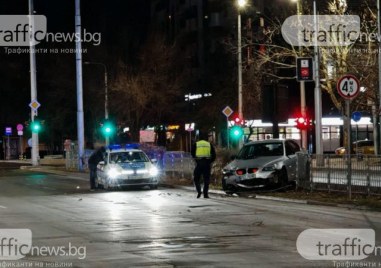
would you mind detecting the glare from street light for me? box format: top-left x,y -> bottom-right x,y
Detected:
237,0 -> 247,8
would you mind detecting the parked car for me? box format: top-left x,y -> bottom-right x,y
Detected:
222,139 -> 305,193
335,140 -> 374,155
96,144 -> 159,190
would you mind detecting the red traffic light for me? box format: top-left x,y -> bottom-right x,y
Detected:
232,114 -> 244,126
295,116 -> 309,130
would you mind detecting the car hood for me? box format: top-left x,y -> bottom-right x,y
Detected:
110,162 -> 147,170
224,156 -> 286,170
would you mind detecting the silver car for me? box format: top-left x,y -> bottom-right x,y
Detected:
222,139 -> 303,193
96,145 -> 159,190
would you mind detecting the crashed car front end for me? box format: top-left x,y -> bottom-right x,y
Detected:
222,159 -> 284,191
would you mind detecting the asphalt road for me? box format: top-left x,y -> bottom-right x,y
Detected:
0,165 -> 381,267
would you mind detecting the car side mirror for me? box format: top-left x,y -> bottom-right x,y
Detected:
151,158 -> 157,164
98,161 -> 105,166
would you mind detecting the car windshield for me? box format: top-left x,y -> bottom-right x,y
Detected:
236,142 -> 284,160
109,151 -> 149,163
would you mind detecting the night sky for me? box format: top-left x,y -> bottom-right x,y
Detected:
0,0 -> 151,129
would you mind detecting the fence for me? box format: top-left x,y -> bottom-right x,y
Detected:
161,151 -> 195,179
297,153 -> 381,196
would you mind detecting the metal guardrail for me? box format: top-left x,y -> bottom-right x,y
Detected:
297,154 -> 381,196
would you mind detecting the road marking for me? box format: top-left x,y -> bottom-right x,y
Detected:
0,205 -> 7,209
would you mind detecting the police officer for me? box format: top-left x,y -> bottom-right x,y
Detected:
191,131 -> 216,198
88,146 -> 106,190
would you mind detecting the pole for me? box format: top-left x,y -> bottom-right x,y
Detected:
296,0 -> 307,149
346,100 -> 352,200
238,13 -> 243,121
238,12 -> 244,147
227,118 -> 230,149
29,0 -> 39,166
377,0 -> 381,155
313,0 -> 323,157
104,66 -> 109,146
75,0 -> 85,171
6,136 -> 10,160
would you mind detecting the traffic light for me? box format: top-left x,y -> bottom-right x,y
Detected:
230,125 -> 244,140
101,120 -> 115,137
30,120 -> 42,133
295,116 -> 309,130
232,114 -> 244,126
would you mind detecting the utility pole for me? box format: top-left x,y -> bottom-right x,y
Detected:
75,0 -> 85,170
29,0 -> 39,166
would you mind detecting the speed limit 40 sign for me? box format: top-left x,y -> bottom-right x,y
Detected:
337,75 -> 360,100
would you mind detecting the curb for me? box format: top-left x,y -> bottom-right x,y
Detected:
254,195 -> 307,204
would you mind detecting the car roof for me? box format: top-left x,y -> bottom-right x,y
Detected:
244,139 -> 290,145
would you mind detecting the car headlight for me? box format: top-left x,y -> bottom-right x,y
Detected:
108,168 -> 121,179
262,165 -> 276,172
149,166 -> 159,176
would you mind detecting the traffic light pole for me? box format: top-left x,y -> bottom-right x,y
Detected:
313,0 -> 323,157
29,0 -> 39,166
296,0 -> 308,150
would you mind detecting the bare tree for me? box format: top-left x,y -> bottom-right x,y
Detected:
111,33 -> 185,141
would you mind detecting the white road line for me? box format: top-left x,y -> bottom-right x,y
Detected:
0,205 -> 7,209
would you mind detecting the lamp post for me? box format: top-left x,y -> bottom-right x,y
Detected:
237,0 -> 246,146
84,61 -> 109,145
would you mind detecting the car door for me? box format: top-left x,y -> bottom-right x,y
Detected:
284,140 -> 300,180
96,152 -> 109,182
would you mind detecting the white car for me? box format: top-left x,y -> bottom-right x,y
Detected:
222,139 -> 304,193
96,145 -> 159,190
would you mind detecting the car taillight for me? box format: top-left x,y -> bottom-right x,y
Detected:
236,169 -> 246,176
248,168 -> 258,174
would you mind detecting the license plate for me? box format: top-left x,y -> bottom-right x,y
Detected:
245,173 -> 256,179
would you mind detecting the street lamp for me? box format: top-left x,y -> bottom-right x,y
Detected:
237,0 -> 247,145
84,61 -> 109,145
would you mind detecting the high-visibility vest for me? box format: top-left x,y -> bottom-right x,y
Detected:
195,140 -> 211,158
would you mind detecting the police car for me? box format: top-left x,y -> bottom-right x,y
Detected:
96,144 -> 159,190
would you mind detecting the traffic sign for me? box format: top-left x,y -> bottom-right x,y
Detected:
29,100 -> 41,111
222,106 -> 233,118
5,127 -> 11,136
337,75 -> 360,100
185,123 -> 194,132
16,124 -> 23,131
352,111 -> 361,122
296,57 -> 313,81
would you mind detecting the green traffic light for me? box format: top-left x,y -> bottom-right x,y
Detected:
101,121 -> 115,137
30,121 -> 41,133
230,126 -> 243,139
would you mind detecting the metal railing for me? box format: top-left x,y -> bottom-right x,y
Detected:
161,151 -> 195,179
297,153 -> 381,196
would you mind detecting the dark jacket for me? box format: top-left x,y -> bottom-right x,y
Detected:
191,140 -> 216,163
88,148 -> 105,165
